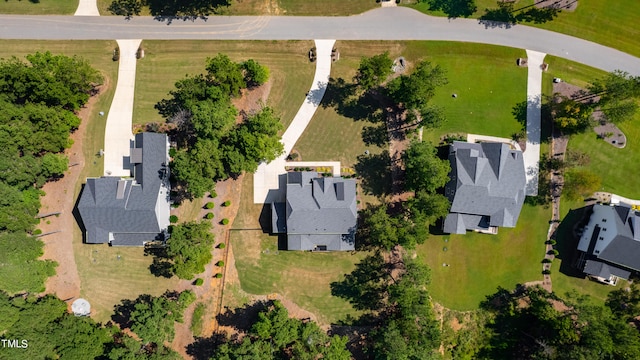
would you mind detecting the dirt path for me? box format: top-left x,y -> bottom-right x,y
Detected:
39,83 -> 107,303
171,84 -> 271,356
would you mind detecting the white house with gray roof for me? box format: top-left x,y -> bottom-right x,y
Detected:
77,133 -> 170,246
443,141 -> 526,234
576,204 -> 640,285
271,172 -> 356,251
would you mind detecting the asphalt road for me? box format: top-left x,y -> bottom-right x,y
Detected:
1,7 -> 639,75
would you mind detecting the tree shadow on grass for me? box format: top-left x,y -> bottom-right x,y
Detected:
354,151 -> 392,197
426,0 -> 477,18
215,300 -> 272,333
186,333 -> 227,360
144,245 -> 173,278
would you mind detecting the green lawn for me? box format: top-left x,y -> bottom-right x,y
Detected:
406,0 -> 640,58
228,174 -> 365,325
134,41 -> 314,128
0,0 -> 77,14
98,0 -> 376,16
417,204 -> 548,310
295,41 -> 527,168
0,41 -> 180,323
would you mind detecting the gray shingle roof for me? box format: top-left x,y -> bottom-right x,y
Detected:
77,133 -> 170,246
584,260 -> 631,280
578,204 -> 640,276
272,172 -> 357,251
443,141 -> 526,234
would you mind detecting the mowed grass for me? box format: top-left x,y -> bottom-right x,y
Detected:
134,41 -> 315,128
294,41 -> 526,168
229,174 -> 365,325
0,0 -> 77,14
407,0 -> 640,58
542,55 -> 640,199
98,0 -> 376,16
417,204 -> 548,310
0,41 -> 178,323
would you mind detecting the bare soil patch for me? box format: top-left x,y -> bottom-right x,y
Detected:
171,81 -> 272,354
39,82 -> 109,304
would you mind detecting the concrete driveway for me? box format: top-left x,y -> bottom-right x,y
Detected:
103,39 -> 141,177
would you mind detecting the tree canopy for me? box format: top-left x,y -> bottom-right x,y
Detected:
355,52 -> 394,90
563,168 -> 601,201
212,301 -> 351,360
158,55 -> 281,198
164,221 -> 215,279
0,52 -> 101,294
387,60 -> 448,111
402,139 -> 451,193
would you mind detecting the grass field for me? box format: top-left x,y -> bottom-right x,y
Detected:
228,174 -> 365,325
406,0 -> 640,58
0,41 -> 180,323
294,41 -> 527,168
417,203 -> 548,310
0,0 -> 77,14
134,41 -> 315,128
98,0 -> 376,16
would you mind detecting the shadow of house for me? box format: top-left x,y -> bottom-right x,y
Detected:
76,133 -> 171,246
271,172 -> 357,251
554,207 -> 590,278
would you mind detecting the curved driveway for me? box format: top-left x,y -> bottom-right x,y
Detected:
1,7 -> 639,75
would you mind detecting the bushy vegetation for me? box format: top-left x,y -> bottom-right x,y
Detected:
0,52 -> 102,294
113,290 -> 195,346
0,291 -> 182,359
190,303 -> 206,337
205,201 -> 214,209
211,301 -> 351,359
151,221 -> 214,280
161,54 -> 283,198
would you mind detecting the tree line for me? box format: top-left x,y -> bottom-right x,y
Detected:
160,53 -> 281,199
0,52 -> 103,294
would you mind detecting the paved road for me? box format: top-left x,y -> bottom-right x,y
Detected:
1,7 -> 639,75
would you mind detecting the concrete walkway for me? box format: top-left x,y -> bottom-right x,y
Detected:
103,39 -> 141,177
466,133 -> 522,151
253,39 -> 336,203
74,0 -> 100,16
524,50 -> 545,196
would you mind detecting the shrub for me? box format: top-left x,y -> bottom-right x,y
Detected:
216,261 -> 224,267
205,202 -> 214,209
169,148 -> 177,157
215,273 -> 223,278
547,249 -> 559,256
193,278 -> 204,286
542,269 -> 551,275
205,213 -> 214,220
209,191 -> 217,198
169,215 -> 178,223
221,218 -> 229,225
33,229 -> 42,235
218,243 -> 226,249
542,258 -> 552,264
222,200 -> 231,207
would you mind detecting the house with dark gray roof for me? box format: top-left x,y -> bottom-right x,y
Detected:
443,141 -> 526,234
271,172 -> 356,251
576,204 -> 640,285
77,133 -> 170,246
